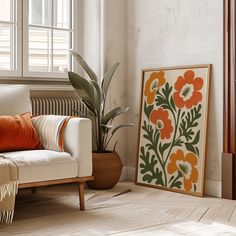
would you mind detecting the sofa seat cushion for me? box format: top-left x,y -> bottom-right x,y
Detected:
2,150 -> 78,184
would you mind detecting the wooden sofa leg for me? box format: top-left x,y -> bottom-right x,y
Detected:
78,182 -> 85,211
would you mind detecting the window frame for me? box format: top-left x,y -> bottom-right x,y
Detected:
23,0 -> 74,79
0,0 -> 78,80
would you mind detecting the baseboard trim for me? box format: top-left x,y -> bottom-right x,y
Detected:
205,178 -> 222,198
121,166 -> 222,198
119,167 -> 128,181
127,167 -> 136,181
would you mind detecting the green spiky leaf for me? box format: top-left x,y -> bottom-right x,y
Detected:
111,124 -> 134,136
68,71 -> 96,114
102,63 -> 119,98
100,124 -> 113,133
70,50 -> 98,81
102,106 -> 129,125
90,80 -> 102,113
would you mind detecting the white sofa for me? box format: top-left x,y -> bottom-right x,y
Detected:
0,85 -> 93,210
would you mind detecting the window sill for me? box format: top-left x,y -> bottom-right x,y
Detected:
0,83 -> 74,91
28,84 -> 74,91
0,75 -> 69,82
0,77 -> 74,91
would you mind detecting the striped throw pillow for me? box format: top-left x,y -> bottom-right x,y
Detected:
31,115 -> 70,152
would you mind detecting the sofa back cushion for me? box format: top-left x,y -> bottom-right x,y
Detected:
0,85 -> 32,116
0,113 -> 42,152
31,115 -> 70,152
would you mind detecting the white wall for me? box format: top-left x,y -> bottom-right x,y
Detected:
102,0 -> 128,167
125,0 -> 223,196
83,0 -> 223,196
79,0 -> 102,78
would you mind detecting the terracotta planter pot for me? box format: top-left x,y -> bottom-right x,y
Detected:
87,151 -> 123,190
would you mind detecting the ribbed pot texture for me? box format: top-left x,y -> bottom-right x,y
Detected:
87,152 -> 123,190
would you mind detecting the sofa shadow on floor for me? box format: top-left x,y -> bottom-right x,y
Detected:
14,183 -> 131,221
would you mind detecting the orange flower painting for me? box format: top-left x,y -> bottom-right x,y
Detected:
137,65 -> 210,196
150,108 -> 173,140
173,70 -> 203,109
167,150 -> 198,192
144,71 -> 166,105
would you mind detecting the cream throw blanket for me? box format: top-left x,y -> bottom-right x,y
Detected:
0,157 -> 18,224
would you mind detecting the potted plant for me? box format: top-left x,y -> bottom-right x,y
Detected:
68,51 -> 133,189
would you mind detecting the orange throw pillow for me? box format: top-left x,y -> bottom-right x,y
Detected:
0,113 -> 42,152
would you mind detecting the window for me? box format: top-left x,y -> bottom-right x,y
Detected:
0,0 -> 76,79
0,0 -> 21,76
27,0 -> 73,76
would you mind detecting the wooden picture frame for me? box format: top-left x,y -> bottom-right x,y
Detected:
135,64 -> 211,197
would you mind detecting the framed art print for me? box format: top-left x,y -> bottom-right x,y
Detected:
136,65 -> 211,196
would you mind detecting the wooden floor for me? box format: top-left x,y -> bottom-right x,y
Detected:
1,182 -> 236,235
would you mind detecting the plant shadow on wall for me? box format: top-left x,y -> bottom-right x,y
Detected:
68,51 -> 134,189
140,70 -> 203,192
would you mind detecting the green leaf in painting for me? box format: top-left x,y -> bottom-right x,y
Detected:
170,181 -> 182,189
155,83 -> 176,115
140,148 -> 157,175
191,130 -> 200,145
142,174 -> 154,183
154,171 -> 164,185
139,146 -> 164,186
159,142 -> 171,156
196,147 -> 200,157
169,171 -> 182,189
156,95 -> 166,107
174,138 -> 184,147
144,102 -> 154,119
168,176 -> 175,184
179,104 -> 202,142
185,130 -> 201,156
170,96 -> 176,112
185,143 -> 197,155
142,121 -> 160,155
162,83 -> 172,99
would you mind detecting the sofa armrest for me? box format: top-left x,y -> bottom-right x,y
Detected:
63,117 -> 92,177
